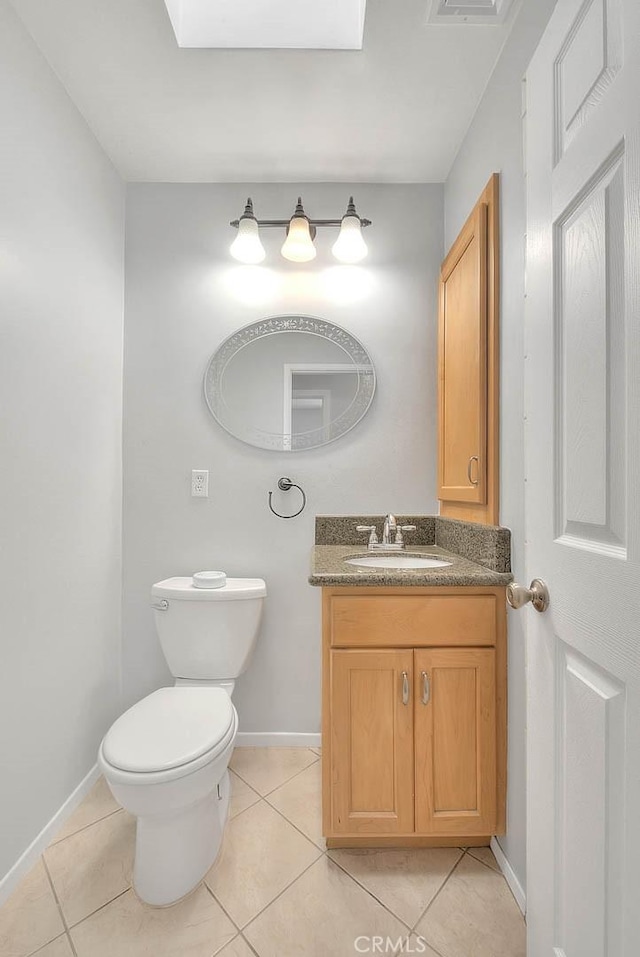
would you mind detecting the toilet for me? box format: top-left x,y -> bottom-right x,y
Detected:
98,575 -> 266,906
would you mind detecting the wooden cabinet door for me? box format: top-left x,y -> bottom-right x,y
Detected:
330,649 -> 414,835
438,202 -> 488,504
414,648 -> 496,835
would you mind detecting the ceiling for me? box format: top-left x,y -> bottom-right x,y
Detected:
10,0 -> 518,182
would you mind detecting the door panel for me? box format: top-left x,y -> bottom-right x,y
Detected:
555,148 -> 626,553
330,649 -> 414,834
555,645 -> 625,957
438,203 -> 488,504
525,0 -> 640,953
414,648 -> 496,835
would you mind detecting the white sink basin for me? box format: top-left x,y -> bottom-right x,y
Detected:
345,555 -> 452,570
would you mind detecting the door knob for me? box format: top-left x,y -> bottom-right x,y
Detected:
506,579 -> 550,613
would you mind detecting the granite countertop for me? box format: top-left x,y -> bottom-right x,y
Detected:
308,515 -> 513,588
309,544 -> 513,587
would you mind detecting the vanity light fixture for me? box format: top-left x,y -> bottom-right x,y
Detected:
229,196 -> 371,264
332,197 -> 369,263
229,198 -> 266,264
281,198 -> 317,263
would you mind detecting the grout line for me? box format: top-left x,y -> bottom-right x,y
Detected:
262,796 -> 326,853
229,750 -> 320,799
64,887 -> 130,934
41,857 -> 78,957
48,808 -> 123,848
415,937 -> 447,957
262,752 -> 321,797
465,846 -> 501,874
238,932 -> 261,956
202,881 -> 240,934
464,847 -> 525,914
325,853 -> 413,933
229,769 -> 261,798
27,932 -> 74,957
408,848 -> 465,933
219,852 -> 323,934
227,772 -> 262,822
227,797 -> 263,825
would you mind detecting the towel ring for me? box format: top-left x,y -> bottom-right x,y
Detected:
268,477 -> 306,519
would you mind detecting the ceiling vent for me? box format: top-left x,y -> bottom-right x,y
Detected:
163,0 -> 366,49
427,0 -> 516,24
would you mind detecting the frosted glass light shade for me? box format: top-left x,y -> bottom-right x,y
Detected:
230,217 -> 266,264
332,215 -> 368,263
281,217 -> 317,262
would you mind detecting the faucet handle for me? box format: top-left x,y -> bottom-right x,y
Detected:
356,525 -> 379,546
395,524 -> 417,546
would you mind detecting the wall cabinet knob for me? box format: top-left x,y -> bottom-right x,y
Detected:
467,455 -> 480,486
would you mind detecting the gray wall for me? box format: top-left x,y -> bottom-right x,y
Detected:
123,183 -> 443,733
0,0 -> 125,883
444,0 -> 557,895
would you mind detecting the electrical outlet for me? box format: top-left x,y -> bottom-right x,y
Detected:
191,469 -> 209,497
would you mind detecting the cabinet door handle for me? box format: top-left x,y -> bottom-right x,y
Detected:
401,671 -> 410,706
467,455 -> 480,486
421,671 -> 430,705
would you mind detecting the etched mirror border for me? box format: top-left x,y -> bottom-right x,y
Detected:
203,315 -> 376,451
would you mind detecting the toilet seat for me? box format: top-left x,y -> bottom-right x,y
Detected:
100,687 -> 236,783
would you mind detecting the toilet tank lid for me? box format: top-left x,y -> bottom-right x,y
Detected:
152,576 -> 267,601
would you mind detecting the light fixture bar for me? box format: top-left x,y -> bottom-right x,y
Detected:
229,196 -> 371,264
230,217 -> 372,228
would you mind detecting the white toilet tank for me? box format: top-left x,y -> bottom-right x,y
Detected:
151,577 -> 266,681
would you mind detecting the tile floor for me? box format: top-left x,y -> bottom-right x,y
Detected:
0,748 -> 526,957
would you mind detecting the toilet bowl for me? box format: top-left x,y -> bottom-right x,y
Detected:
99,575 -> 266,906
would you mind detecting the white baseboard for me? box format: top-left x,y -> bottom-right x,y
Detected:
235,732 -> 321,748
490,837 -> 526,915
0,764 -> 100,908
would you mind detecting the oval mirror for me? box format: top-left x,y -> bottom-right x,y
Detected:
204,316 -> 376,451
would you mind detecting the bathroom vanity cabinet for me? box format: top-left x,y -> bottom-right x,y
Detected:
322,585 -> 506,847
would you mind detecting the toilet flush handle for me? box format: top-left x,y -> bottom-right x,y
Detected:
151,599 -> 169,611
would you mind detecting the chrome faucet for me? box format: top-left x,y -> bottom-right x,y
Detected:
356,515 -> 417,551
382,513 -> 397,545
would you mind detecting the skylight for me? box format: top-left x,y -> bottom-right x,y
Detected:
163,0 -> 367,49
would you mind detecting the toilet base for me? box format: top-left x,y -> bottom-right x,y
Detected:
133,770 -> 230,906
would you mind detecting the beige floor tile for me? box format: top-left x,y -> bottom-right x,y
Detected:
267,761 -> 324,848
217,935 -> 258,957
205,800 -> 321,928
44,809 -> 135,926
416,854 -> 526,957
70,886 -> 236,957
0,860 -> 64,957
466,846 -> 500,873
229,770 -> 260,820
329,847 -> 463,928
33,934 -> 74,957
406,934 -> 442,957
310,747 -> 322,756
230,748 -> 318,796
244,855 -> 408,957
50,778 -> 120,845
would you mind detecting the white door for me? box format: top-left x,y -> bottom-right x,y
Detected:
525,0 -> 640,955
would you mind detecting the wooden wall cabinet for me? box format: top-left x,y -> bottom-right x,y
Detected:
438,174 -> 499,525
322,586 -> 506,847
